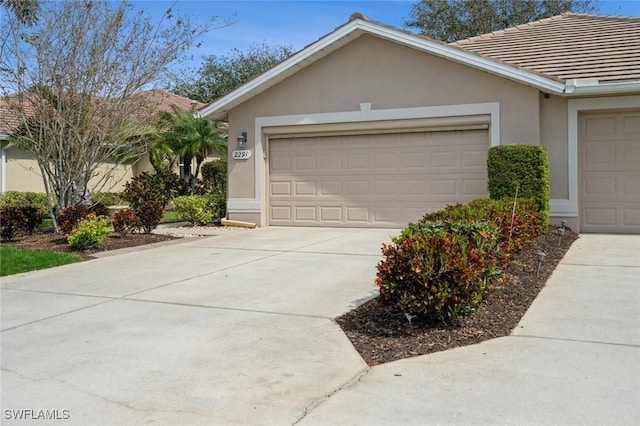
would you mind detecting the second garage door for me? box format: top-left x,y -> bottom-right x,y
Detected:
268,129 -> 489,227
580,110 -> 640,233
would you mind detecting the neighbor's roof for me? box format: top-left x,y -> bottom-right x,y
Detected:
452,13 -> 640,83
0,94 -> 35,136
0,90 -> 202,137
199,12 -> 640,120
131,89 -> 206,113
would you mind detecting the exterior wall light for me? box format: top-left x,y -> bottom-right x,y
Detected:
237,132 -> 247,148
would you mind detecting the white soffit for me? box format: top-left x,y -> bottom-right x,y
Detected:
199,19 -> 566,120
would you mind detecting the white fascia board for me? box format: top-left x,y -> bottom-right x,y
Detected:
200,19 -> 565,120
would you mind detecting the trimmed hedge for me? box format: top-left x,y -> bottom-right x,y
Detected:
487,144 -> 550,230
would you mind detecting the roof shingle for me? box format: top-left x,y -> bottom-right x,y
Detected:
451,13 -> 640,83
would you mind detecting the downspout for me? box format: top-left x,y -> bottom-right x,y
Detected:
1,138 -> 11,194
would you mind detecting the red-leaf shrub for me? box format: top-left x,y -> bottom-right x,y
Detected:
58,205 -> 92,234
376,221 -> 503,325
420,198 -> 542,260
135,199 -> 163,234
111,208 -> 140,237
0,205 -> 44,241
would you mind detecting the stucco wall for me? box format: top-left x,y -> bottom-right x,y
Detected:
1,146 -> 135,194
227,34 -> 543,202
540,93 -> 569,199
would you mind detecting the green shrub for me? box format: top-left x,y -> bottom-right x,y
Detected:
0,191 -> 50,218
0,205 -> 45,241
208,194 -> 226,221
376,221 -> 503,325
173,195 -> 225,225
201,159 -> 227,195
67,214 -> 111,250
487,144 -> 550,230
421,198 -> 542,259
92,192 -> 127,206
111,208 -> 140,237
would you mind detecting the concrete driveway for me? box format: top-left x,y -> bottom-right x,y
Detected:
1,227 -> 398,425
2,230 -> 639,425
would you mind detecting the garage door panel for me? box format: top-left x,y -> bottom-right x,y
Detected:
580,110 -> 640,233
622,115 -> 640,134
295,206 -> 316,221
270,181 -> 291,196
294,181 -> 316,196
269,130 -> 489,227
624,175 -> 640,195
623,208 -> 640,227
402,152 -> 427,168
319,181 -> 342,196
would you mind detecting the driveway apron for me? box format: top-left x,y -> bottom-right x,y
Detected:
1,227 -> 398,425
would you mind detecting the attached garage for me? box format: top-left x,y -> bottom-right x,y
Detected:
200,13 -> 640,232
580,110 -> 640,234
268,129 -> 489,227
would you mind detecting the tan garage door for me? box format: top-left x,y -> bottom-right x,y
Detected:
268,129 -> 489,227
580,110 -> 640,233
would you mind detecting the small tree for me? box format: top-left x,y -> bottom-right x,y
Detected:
1,0 -> 220,231
154,105 -> 227,182
168,43 -> 294,103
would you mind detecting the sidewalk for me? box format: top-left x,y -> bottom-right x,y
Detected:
298,234 -> 640,425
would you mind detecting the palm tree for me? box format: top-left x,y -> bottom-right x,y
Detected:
155,105 -> 227,181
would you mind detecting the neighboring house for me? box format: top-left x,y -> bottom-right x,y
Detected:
0,89 -> 207,194
200,12 -> 640,233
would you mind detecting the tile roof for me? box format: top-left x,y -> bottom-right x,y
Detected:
131,89 -> 206,113
0,94 -> 34,135
451,13 -> 640,83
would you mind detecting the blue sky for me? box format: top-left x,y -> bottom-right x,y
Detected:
132,0 -> 640,66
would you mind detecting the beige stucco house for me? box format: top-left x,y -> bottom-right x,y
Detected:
0,90 -> 207,194
201,12 -> 639,233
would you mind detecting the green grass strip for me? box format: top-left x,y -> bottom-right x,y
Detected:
0,247 -> 83,276
160,210 -> 181,223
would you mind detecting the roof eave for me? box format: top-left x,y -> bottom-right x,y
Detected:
200,18 -> 567,120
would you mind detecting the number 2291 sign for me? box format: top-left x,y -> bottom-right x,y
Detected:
232,150 -> 251,160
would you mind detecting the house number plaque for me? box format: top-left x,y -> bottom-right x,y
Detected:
232,150 -> 252,160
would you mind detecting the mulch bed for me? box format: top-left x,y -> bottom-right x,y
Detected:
1,227 -> 179,259
337,227 -> 579,366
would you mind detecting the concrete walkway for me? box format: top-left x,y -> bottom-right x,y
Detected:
1,230 -> 639,425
